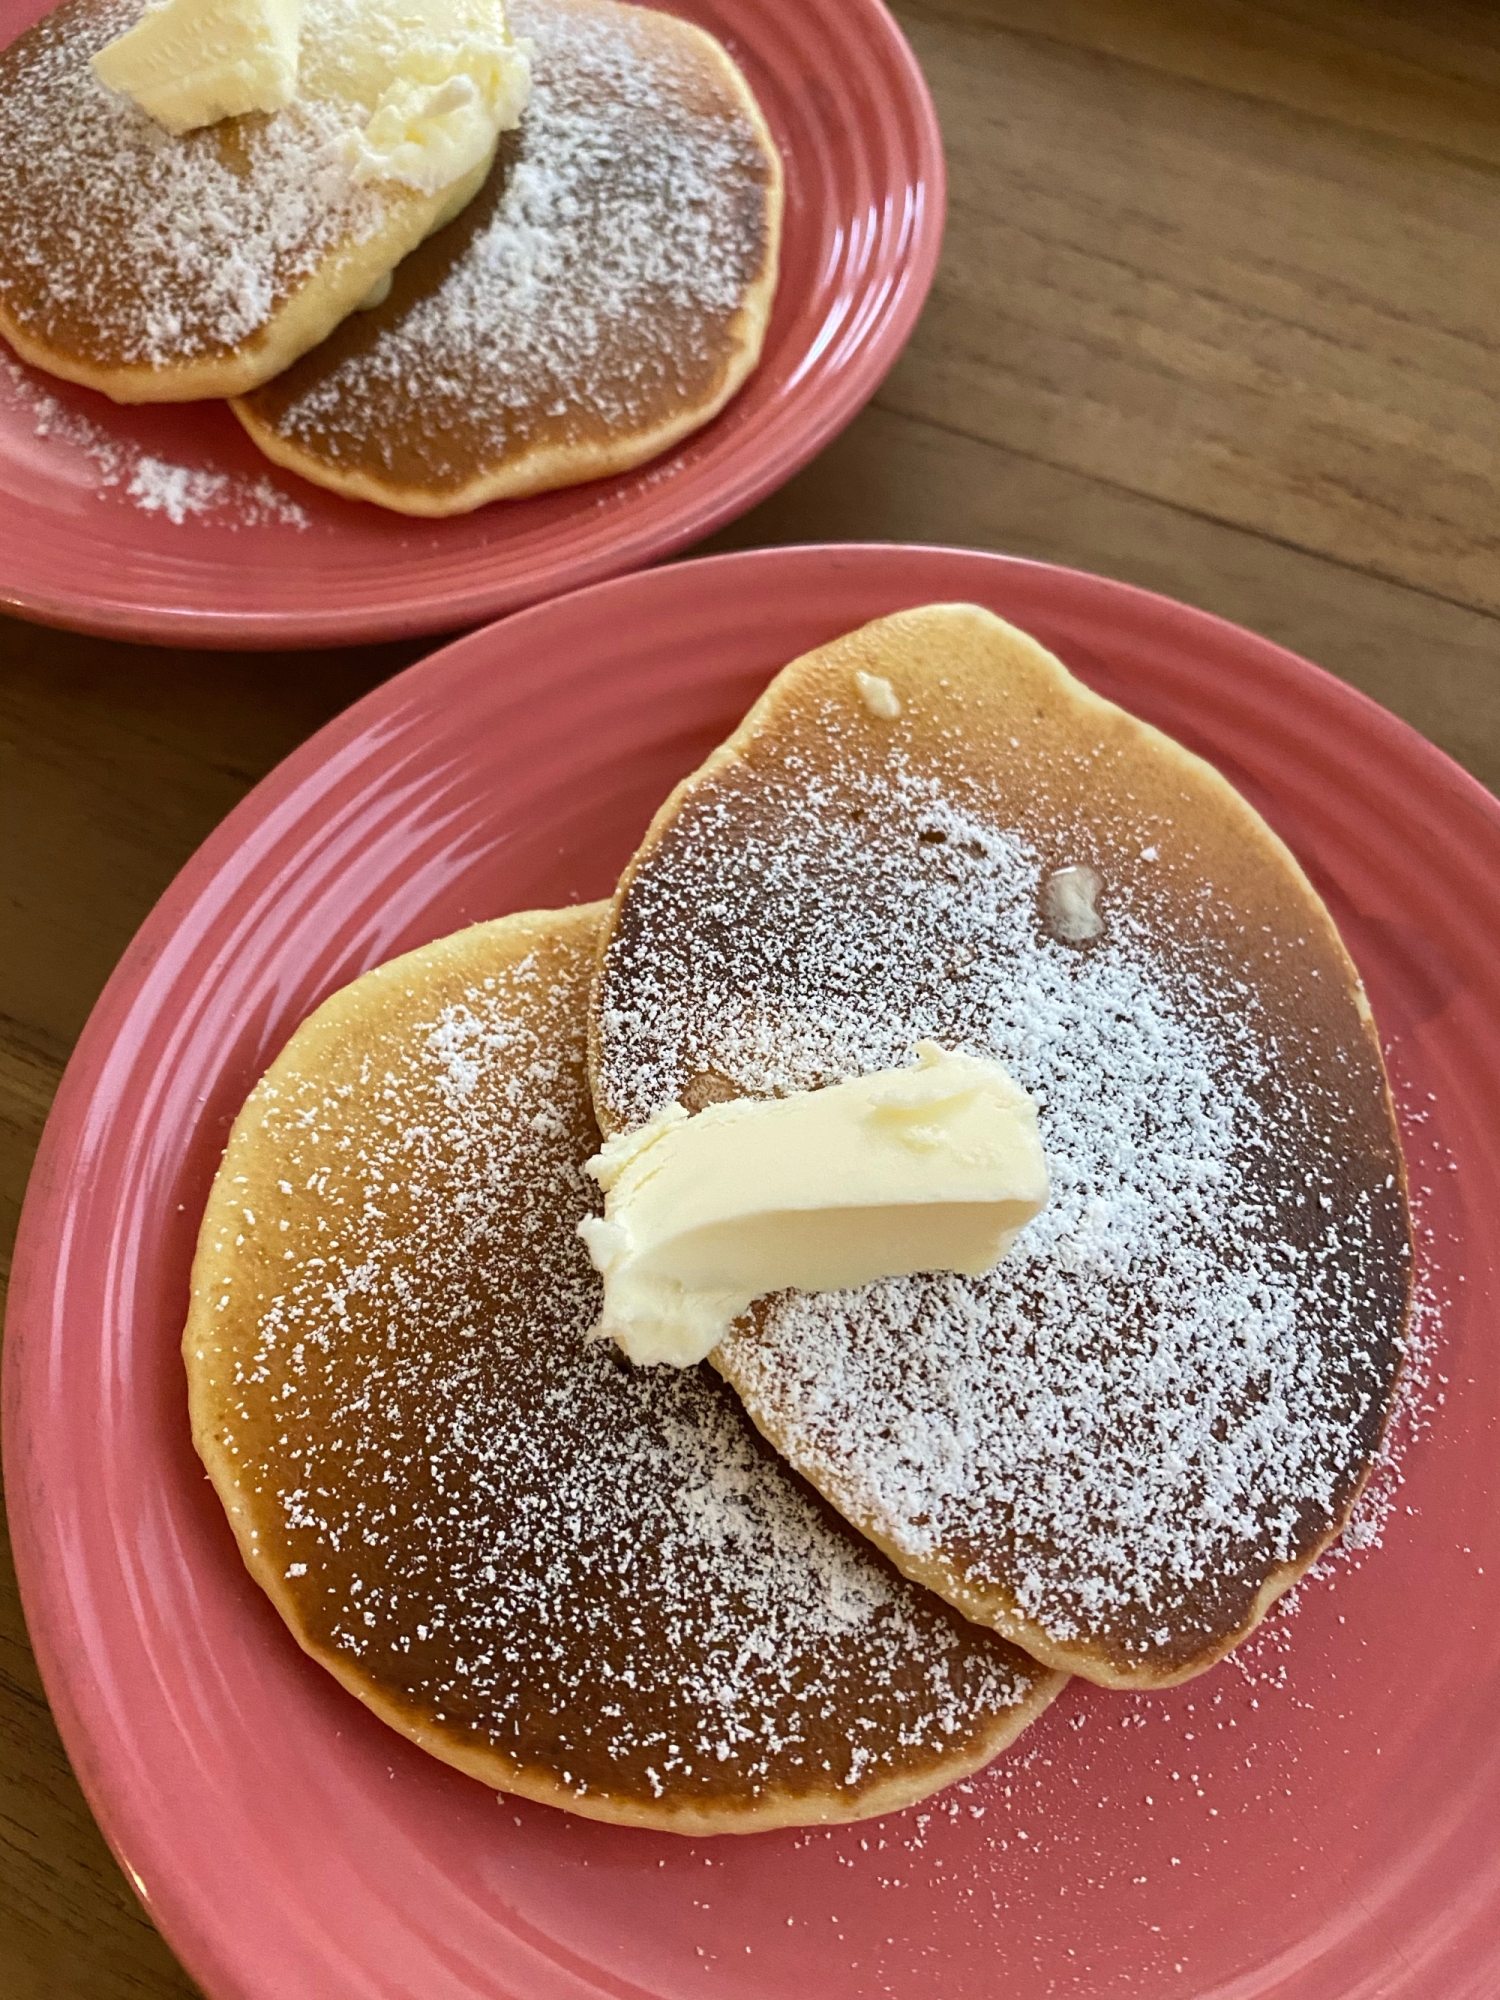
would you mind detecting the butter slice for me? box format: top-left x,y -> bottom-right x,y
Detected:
580,1043 -> 1050,1368
338,0 -> 531,196
93,0 -> 530,200
92,0 -> 301,134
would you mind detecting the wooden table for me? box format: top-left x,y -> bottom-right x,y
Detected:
2,3 -> 1497,1992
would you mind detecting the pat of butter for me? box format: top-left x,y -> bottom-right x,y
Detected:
579,1043 -> 1050,1368
855,670 -> 902,719
338,0 -> 531,195
92,0 -> 301,134
93,0 -> 530,200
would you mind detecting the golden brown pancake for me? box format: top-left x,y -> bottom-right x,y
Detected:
589,605 -> 1413,1691
0,0 -> 509,402
233,0 -> 782,515
185,904 -> 1064,1833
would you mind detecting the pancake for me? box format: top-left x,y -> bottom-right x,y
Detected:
232,0 -> 782,515
589,605 -> 1413,1691
185,904 -> 1064,1833
0,0 -> 519,402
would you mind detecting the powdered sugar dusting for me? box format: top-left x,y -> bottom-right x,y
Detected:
0,0 -> 399,369
1262,1149 -> 1444,1622
125,452 -> 309,524
206,921 -> 1045,1812
2,349 -> 309,526
596,690 -> 1410,1672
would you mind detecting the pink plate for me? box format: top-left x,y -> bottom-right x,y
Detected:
7,545 -> 1500,2000
0,0 -> 941,648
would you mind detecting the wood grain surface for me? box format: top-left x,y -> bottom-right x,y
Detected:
2,3 -> 1497,1993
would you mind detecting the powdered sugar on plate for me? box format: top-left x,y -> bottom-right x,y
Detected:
2,350 -> 308,527
126,454 -> 307,526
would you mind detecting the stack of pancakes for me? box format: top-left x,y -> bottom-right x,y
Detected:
187,606 -> 1412,1831
0,0 -> 782,511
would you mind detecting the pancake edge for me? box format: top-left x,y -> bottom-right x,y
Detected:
588,601 -> 1415,1689
589,601 -> 1391,1133
1,151 -> 495,404
185,901 -> 1068,1832
705,1382 -> 1390,1691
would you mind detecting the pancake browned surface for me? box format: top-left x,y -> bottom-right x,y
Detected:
0,0 -> 510,402
590,606 -> 1413,1691
185,905 -> 1063,1834
233,0 -> 781,515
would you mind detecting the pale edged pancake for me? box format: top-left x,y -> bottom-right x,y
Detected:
0,0 -> 509,402
232,0 -> 782,515
185,904 -> 1064,1833
589,605 -> 1413,1691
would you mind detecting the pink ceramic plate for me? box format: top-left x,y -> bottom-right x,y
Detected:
0,0 -> 941,647
7,545 -> 1500,2000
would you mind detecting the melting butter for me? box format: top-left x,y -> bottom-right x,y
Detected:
92,0 -> 302,133
855,670 -> 902,719
336,0 -> 531,195
93,0 -> 530,199
579,1043 -> 1050,1368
